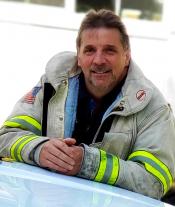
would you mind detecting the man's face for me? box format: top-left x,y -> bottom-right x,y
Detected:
77,27 -> 130,99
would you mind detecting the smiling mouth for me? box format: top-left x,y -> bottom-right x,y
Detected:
91,70 -> 111,74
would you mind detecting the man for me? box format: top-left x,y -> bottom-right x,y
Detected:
0,9 -> 175,200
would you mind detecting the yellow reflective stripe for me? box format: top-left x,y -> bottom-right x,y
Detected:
11,135 -> 29,160
3,121 -> 26,130
4,115 -> 41,135
10,134 -> 38,161
95,150 -> 107,182
128,151 -> 173,184
16,135 -> 38,161
10,115 -> 41,130
95,150 -> 119,185
128,150 -> 173,193
145,163 -> 168,193
108,156 -> 119,185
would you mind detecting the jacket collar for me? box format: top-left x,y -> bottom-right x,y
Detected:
45,51 -> 81,90
114,60 -> 153,116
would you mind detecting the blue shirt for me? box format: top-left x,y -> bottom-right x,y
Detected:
72,73 -> 125,145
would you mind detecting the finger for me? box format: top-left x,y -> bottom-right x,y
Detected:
46,153 -> 74,171
43,158 -> 69,173
46,142 -> 75,165
64,138 -> 76,146
49,147 -> 75,166
52,139 -> 75,159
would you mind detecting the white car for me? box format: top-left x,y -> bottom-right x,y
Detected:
0,161 -> 173,207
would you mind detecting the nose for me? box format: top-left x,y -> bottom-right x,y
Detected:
92,52 -> 106,66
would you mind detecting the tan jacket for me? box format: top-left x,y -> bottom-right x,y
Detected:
1,52 -> 175,199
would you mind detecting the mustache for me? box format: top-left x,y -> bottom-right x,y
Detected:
90,65 -> 111,73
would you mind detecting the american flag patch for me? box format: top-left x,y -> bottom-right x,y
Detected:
23,86 -> 41,104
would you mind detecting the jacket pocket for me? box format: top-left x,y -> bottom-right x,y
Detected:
100,132 -> 132,160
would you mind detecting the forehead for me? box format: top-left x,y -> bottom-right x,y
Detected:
80,27 -> 122,47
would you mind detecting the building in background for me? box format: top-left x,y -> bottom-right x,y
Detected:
0,0 -> 175,124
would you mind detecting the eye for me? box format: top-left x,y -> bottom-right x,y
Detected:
83,46 -> 96,55
104,47 -> 117,55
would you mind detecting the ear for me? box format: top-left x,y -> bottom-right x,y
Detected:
77,56 -> 81,67
77,49 -> 81,67
125,50 -> 131,66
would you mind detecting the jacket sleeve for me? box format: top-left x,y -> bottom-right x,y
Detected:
0,75 -> 50,165
77,105 -> 175,199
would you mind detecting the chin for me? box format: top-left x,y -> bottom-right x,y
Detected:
94,85 -> 111,94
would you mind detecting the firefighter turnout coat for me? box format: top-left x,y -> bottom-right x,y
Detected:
0,52 -> 175,199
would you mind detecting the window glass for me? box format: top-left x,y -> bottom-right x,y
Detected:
120,0 -> 164,21
0,0 -> 64,7
76,0 -> 115,12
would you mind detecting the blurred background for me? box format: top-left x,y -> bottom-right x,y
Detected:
0,0 -> 175,124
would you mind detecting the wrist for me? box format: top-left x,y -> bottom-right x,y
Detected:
77,144 -> 100,180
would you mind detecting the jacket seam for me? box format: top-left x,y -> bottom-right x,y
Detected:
137,105 -> 168,135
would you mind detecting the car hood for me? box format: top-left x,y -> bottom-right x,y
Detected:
0,161 -> 172,207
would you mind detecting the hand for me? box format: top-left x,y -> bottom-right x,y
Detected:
39,138 -> 76,173
64,145 -> 84,176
